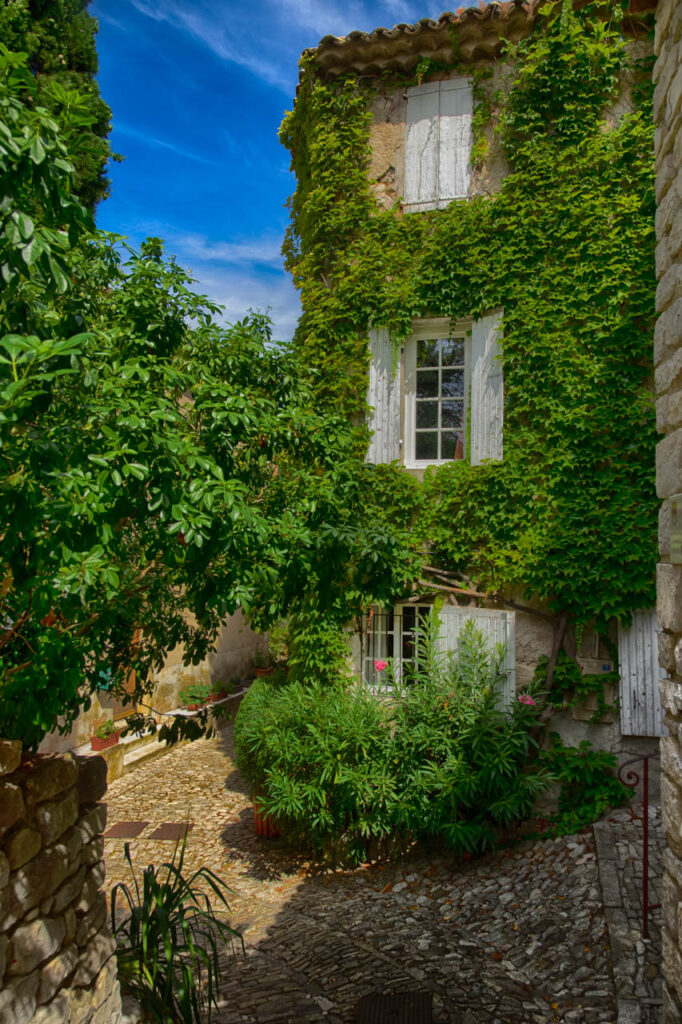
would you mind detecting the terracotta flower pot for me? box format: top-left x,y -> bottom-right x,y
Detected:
253,666 -> 274,678
186,703 -> 200,711
90,730 -> 121,751
253,800 -> 281,838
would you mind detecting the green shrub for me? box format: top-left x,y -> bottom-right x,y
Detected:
234,617 -> 553,862
540,734 -> 630,835
235,678 -> 393,862
111,836 -> 242,1024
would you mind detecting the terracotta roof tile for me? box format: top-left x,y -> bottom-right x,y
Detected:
304,0 -> 656,80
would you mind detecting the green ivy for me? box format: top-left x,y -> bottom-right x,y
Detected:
280,0 -> 657,637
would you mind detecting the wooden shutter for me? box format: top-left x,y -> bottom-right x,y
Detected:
405,83 -> 439,209
470,311 -> 504,465
405,79 -> 472,211
437,606 -> 515,706
367,327 -> 401,464
618,610 -> 665,737
437,79 -> 473,202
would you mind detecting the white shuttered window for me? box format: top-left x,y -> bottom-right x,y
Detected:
362,603 -> 515,706
404,78 -> 473,212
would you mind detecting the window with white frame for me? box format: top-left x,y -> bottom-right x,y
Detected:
362,604 -> 433,687
366,312 -> 503,469
361,603 -> 516,705
403,326 -> 468,467
404,78 -> 473,212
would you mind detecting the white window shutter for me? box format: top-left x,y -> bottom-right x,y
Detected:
436,606 -> 515,706
405,79 -> 472,211
405,83 -> 439,208
437,79 -> 472,202
470,311 -> 504,466
367,327 -> 401,464
618,610 -> 665,737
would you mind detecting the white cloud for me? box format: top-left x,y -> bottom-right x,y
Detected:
125,0 -> 294,91
194,265 -> 301,342
115,122 -> 219,166
169,232 -> 284,268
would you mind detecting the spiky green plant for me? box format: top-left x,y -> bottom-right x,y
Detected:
111,836 -> 242,1023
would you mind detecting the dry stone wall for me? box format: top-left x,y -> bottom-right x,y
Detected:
654,0 -> 682,1020
0,740 -> 122,1024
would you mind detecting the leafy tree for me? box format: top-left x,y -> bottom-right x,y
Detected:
0,0 -> 113,208
0,49 -> 413,748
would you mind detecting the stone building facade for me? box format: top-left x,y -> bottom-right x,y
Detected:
0,741 -> 123,1024
654,0 -> 682,1019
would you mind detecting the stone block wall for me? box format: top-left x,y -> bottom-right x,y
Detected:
0,740 -> 122,1024
654,0 -> 682,1019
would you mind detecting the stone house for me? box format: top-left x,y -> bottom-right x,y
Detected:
285,0 -> 662,767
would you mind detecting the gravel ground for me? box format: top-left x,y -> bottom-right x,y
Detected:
103,723 -> 662,1024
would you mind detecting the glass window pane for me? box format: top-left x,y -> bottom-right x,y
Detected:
416,431 -> 438,460
441,430 -> 464,460
442,368 -> 465,398
402,607 -> 415,631
416,369 -> 438,397
441,400 -> 463,428
417,339 -> 439,367
416,400 -> 438,428
441,338 -> 465,366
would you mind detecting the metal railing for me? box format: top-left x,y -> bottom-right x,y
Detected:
617,753 -> 661,939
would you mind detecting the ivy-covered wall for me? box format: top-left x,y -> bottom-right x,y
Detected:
281,0 -> 657,686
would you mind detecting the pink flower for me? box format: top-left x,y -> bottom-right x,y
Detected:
517,693 -> 536,706
374,660 -> 388,672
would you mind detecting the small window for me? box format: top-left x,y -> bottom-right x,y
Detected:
366,311 -> 503,469
361,603 -> 515,705
404,78 -> 473,212
362,604 -> 434,687
403,319 -> 470,469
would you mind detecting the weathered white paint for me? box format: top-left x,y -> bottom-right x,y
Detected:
470,310 -> 504,465
367,327 -> 401,463
405,78 -> 472,211
438,605 -> 515,705
618,610 -> 665,737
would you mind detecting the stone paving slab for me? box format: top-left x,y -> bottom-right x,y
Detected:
102,726 -> 663,1024
593,804 -> 663,1024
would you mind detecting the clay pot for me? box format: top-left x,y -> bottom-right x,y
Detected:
253,801 -> 281,838
90,730 -> 121,751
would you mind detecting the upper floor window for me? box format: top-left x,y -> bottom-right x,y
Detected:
404,78 -> 473,212
366,312 -> 503,469
403,327 -> 468,467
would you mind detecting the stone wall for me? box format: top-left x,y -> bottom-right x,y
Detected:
0,740 -> 122,1024
39,609 -> 264,756
654,0 -> 682,1020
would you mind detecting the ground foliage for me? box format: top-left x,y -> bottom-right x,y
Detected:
0,0 -> 113,209
0,49 -> 413,747
280,0 -> 657,640
234,620 -> 553,864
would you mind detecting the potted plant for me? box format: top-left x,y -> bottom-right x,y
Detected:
252,650 -> 273,678
91,719 -> 122,751
208,681 -> 234,703
179,682 -> 212,711
252,792 -> 281,839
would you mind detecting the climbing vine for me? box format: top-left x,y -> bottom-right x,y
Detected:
280,0 -> 657,651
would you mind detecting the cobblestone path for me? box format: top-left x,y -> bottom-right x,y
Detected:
103,725 -> 662,1024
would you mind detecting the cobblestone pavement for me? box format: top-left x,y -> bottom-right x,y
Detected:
102,724 -> 663,1024
593,804 -> 663,1024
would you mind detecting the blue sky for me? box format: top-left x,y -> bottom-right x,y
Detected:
91,0 -> 472,340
